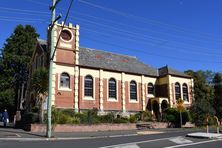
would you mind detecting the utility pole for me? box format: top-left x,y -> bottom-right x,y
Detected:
47,0 -> 73,138
47,0 -> 56,138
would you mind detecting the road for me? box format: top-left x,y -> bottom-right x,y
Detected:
0,130 -> 222,148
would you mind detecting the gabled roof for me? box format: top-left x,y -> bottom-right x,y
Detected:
37,39 -> 47,52
158,66 -> 191,78
79,47 -> 158,76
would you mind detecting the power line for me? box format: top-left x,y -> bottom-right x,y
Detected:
74,12 -> 222,44
0,9 -> 50,17
1,5 -> 220,54
81,34 -> 222,64
0,18 -> 44,23
23,0 -> 49,7
51,0 -> 75,60
74,16 -> 222,56
0,16 -> 46,21
80,27 -> 222,57
78,0 -> 222,41
0,7 -> 50,14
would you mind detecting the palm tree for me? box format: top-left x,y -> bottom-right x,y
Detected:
31,68 -> 48,123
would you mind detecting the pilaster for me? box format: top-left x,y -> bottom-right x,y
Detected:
121,72 -> 126,112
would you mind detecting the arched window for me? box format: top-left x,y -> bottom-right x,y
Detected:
109,78 -> 116,99
183,83 -> 189,101
60,72 -> 70,88
84,75 -> 93,97
175,82 -> 181,100
130,81 -> 137,101
148,83 -> 154,94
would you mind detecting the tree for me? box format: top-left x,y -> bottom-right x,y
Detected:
0,24 -> 39,113
185,70 -> 215,126
212,73 -> 222,119
31,68 -> 48,123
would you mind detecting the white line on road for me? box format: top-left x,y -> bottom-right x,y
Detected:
113,144 -> 140,148
99,137 -> 172,148
169,136 -> 193,144
164,139 -> 222,148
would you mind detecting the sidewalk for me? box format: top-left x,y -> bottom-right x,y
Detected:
0,125 -> 199,141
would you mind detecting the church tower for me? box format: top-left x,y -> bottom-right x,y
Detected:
48,22 -> 80,110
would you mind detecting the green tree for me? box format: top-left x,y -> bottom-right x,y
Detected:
0,24 -> 39,113
31,68 -> 48,123
212,73 -> 222,119
185,70 -> 215,126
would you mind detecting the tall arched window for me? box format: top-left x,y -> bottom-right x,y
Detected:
109,78 -> 116,99
84,75 -> 93,97
60,72 -> 70,88
130,81 -> 137,101
183,83 -> 189,101
148,83 -> 154,95
175,82 -> 181,100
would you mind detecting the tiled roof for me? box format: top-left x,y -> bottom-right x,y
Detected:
37,40 -> 189,78
79,47 -> 158,76
158,66 -> 191,78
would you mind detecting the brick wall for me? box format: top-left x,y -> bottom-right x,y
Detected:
55,74 -> 74,108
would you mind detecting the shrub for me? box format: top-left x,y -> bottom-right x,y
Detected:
99,112 -> 115,123
135,111 -> 153,122
21,112 -> 39,124
70,116 -> 80,124
113,117 -> 129,123
60,109 -> 75,117
165,107 -> 190,127
129,115 -> 137,123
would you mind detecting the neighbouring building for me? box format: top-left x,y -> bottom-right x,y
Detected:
23,22 -> 194,118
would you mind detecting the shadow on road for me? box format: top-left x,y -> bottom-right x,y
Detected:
0,124 -> 46,138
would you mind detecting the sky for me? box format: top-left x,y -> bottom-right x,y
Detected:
0,0 -> 222,72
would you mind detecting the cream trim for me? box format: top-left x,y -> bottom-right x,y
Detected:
121,72 -> 126,112
74,66 -> 79,111
58,72 -> 72,91
141,75 -> 145,111
99,69 -> 104,111
59,28 -> 74,43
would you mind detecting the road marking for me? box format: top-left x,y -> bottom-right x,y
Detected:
114,144 -> 140,148
169,136 -> 193,144
164,139 -> 222,148
99,137 -> 172,148
137,131 -> 164,135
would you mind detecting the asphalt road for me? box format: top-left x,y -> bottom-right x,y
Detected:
0,130 -> 222,148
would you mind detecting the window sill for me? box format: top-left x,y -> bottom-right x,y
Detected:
147,94 -> 155,98
108,98 -> 118,102
129,100 -> 138,103
58,88 -> 72,91
183,101 -> 190,104
83,96 -> 95,100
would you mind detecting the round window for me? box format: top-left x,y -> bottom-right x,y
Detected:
61,30 -> 72,41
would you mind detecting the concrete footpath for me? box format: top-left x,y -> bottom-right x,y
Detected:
0,125 -> 200,141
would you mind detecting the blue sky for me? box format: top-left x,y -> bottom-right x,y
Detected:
1,0 -> 222,72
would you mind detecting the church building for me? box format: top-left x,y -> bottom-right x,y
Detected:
24,22 -> 194,116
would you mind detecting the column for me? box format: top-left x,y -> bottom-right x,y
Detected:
99,69 -> 104,111
141,75 -> 145,111
121,72 -> 126,112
